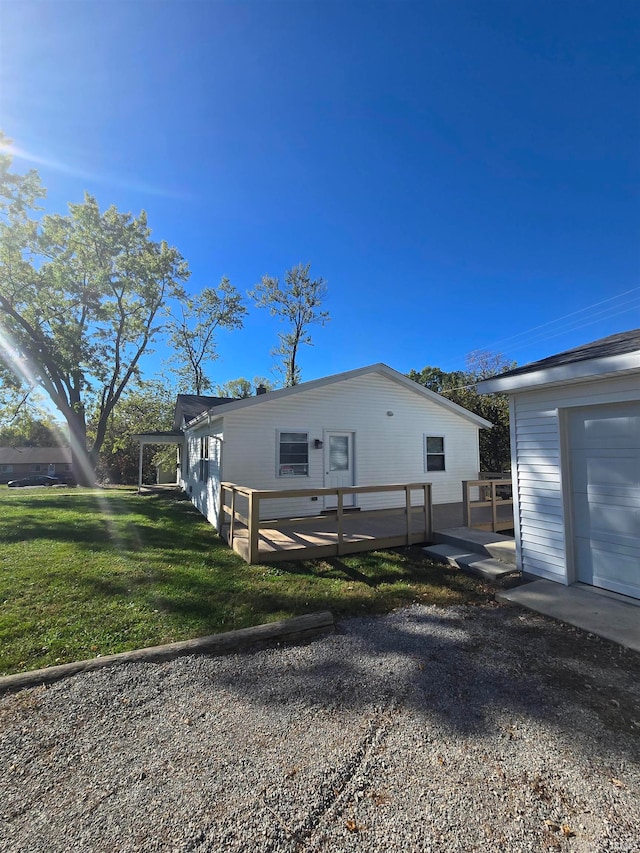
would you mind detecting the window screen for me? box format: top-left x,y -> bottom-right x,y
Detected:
279,431 -> 309,476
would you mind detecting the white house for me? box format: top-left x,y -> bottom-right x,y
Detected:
477,329 -> 640,602
176,363 -> 492,530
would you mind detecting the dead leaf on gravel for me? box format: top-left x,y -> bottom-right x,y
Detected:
369,790 -> 390,806
542,832 -> 562,851
610,778 -> 625,788
561,824 -> 575,838
345,819 -> 358,833
544,820 -> 560,832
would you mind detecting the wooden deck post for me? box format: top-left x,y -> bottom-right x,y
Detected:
462,481 -> 470,526
229,486 -> 236,545
248,490 -> 260,564
405,485 -> 412,544
423,483 -> 432,541
491,480 -> 497,533
336,490 -> 344,554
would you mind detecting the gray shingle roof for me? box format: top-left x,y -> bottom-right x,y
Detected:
173,395 -> 235,429
488,328 -> 640,381
0,446 -> 72,465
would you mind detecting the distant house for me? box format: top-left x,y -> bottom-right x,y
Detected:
0,446 -> 74,484
155,363 -> 491,530
477,328 -> 640,602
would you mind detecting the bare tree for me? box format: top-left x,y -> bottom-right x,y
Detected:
249,263 -> 329,386
168,278 -> 246,394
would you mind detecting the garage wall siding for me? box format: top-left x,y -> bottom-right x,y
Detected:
219,372 -> 482,520
511,373 -> 639,583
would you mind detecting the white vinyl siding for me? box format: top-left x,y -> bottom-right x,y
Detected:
511,373 -> 639,585
184,424 -> 223,528
219,372 -> 482,519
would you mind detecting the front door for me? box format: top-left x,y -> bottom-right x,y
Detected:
324,432 -> 355,509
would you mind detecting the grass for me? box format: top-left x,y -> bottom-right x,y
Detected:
0,486 -> 493,676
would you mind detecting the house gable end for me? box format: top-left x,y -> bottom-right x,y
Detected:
186,364 -> 492,430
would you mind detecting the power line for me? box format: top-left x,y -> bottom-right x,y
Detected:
468,286 -> 640,358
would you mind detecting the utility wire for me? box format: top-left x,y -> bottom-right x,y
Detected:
468,286 -> 640,358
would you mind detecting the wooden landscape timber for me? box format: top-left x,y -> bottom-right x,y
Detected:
0,611 -> 335,695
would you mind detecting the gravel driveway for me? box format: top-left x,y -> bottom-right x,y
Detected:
1,603 -> 639,852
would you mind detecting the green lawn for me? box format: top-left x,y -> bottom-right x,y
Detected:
0,486 -> 492,675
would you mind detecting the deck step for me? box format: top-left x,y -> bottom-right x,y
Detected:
422,543 -> 518,581
433,526 -> 516,567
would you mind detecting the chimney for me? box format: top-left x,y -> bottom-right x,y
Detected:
256,384 -> 267,396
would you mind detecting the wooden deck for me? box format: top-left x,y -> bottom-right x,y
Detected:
221,506 -> 435,563
220,481 -> 514,564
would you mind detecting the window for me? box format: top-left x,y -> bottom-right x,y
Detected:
0,465 -> 13,473
278,431 -> 309,476
64,464 -> 72,471
199,437 -> 209,480
425,436 -> 445,471
34,464 -> 42,472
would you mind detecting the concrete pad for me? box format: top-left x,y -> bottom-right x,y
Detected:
498,580 -> 640,653
422,544 -> 517,580
486,539 -> 516,567
434,527 -> 516,566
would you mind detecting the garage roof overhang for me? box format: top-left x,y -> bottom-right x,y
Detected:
476,351 -> 640,394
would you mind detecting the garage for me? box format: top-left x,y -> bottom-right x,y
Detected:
476,328 -> 640,603
568,402 -> 640,599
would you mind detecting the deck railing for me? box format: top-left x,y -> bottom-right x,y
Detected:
462,477 -> 513,533
220,482 -> 433,564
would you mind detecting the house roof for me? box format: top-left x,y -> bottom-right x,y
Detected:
0,446 -> 72,464
185,363 -> 493,429
173,394 -> 234,429
477,328 -> 640,394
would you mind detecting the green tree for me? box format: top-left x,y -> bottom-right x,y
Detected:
408,352 -> 515,473
249,262 -> 329,386
0,141 -> 189,483
168,277 -> 247,394
216,376 -> 275,398
0,403 -> 67,447
92,377 -> 177,484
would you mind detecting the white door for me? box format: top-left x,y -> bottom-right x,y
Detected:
568,402 -> 640,599
324,432 -> 355,509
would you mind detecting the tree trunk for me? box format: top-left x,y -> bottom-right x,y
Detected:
65,408 -> 94,486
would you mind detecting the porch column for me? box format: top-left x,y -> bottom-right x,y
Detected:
138,441 -> 144,493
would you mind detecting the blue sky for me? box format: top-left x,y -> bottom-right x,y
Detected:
1,0 -> 639,388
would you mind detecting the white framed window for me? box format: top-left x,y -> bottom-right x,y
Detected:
0,464 -> 13,473
424,436 -> 445,472
199,436 -> 209,480
277,430 -> 309,476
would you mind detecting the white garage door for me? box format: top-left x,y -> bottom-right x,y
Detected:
569,402 -> 640,599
